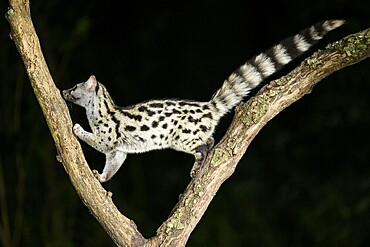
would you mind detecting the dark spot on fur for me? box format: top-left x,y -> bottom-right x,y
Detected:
125,125 -> 136,131
152,121 -> 158,128
149,103 -> 164,108
211,101 -> 219,112
120,110 -> 142,121
110,115 -> 122,139
200,125 -> 208,132
188,116 -> 200,124
179,101 -> 200,107
182,129 -> 191,134
146,110 -> 156,116
166,101 -> 176,106
140,125 -> 150,131
134,135 -> 145,142
202,113 -> 213,119
138,106 -> 148,112
138,106 -> 155,116
173,109 -> 181,114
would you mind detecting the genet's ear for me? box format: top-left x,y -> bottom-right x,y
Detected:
85,75 -> 97,92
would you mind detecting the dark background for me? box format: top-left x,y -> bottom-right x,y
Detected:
1,0 -> 370,246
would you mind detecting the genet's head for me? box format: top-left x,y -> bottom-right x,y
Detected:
63,75 -> 98,108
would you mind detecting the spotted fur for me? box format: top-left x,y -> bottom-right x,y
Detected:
63,20 -> 344,182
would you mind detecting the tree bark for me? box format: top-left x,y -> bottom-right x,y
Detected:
6,1 -> 145,246
6,0 -> 370,246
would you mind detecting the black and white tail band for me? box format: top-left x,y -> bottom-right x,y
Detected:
210,20 -> 345,117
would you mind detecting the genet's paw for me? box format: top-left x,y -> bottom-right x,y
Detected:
73,123 -> 84,137
93,169 -> 107,183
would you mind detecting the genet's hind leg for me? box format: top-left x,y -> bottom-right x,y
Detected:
206,137 -> 215,150
190,137 -> 215,178
93,150 -> 127,183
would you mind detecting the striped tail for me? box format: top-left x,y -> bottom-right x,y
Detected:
210,20 -> 345,118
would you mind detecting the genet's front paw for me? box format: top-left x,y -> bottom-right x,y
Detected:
93,169 -> 107,183
73,123 -> 84,137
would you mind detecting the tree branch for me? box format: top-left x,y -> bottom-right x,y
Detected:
6,0 -> 370,246
6,1 -> 145,246
152,27 -> 370,246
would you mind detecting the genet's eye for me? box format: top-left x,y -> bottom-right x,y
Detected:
69,90 -> 80,100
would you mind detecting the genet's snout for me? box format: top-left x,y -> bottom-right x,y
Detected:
62,89 -> 72,101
